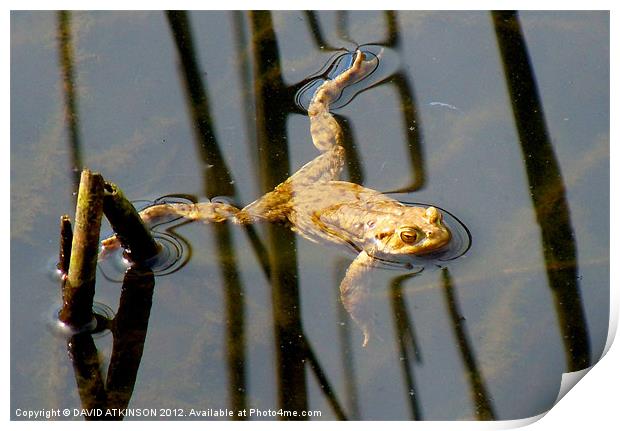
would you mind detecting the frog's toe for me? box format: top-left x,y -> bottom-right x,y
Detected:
362,326 -> 370,347
99,236 -> 121,260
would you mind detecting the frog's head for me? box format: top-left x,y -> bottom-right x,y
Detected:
373,206 -> 451,256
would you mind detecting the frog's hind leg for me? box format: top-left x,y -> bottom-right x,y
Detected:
100,201 -> 249,257
283,50 -> 379,187
285,145 -> 346,186
308,50 -> 378,153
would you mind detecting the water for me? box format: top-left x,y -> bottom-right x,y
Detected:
11,11 -> 609,420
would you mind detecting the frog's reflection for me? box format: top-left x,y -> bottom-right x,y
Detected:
102,51 -> 454,346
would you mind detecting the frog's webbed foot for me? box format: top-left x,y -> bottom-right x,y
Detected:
332,49 -> 379,89
340,250 -> 377,347
308,50 -> 378,153
99,201 -> 245,258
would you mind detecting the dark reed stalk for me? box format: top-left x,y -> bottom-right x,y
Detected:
102,181 -> 160,263
58,214 -> 73,277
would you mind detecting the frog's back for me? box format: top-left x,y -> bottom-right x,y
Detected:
290,181 -> 394,213
286,181 -> 402,248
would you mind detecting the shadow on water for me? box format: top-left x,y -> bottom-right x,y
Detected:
492,11 -> 591,371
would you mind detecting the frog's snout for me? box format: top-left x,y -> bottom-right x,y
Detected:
425,206 -> 442,225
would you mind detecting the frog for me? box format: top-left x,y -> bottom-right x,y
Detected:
102,50 -> 452,346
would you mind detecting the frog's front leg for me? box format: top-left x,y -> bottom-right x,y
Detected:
340,250 -> 377,347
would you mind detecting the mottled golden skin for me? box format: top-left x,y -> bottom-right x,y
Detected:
102,51 -> 451,345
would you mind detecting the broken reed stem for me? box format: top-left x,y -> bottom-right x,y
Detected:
60,170 -> 105,328
58,214 -> 73,276
102,181 -> 160,263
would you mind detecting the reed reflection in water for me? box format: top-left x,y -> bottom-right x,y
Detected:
48,10 -> 601,420
166,11 -> 249,417
492,11 -> 591,371
67,266 -> 155,420
57,11 -> 83,194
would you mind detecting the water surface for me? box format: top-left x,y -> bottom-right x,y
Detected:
11,10 -> 609,420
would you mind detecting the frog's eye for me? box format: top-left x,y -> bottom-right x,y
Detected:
399,229 -> 420,244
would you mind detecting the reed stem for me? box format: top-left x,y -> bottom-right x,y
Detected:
102,181 -> 160,263
60,169 -> 105,328
58,214 -> 73,276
